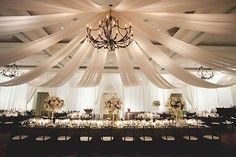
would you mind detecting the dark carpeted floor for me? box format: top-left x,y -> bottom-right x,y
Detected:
1,131 -> 236,157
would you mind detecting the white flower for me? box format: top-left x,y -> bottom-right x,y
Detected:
44,96 -> 64,112
105,96 -> 123,112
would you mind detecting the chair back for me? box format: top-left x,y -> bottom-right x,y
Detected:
122,125 -> 135,140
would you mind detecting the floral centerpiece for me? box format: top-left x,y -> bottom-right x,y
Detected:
44,96 -> 64,119
167,97 -> 186,120
137,112 -> 153,121
105,96 -> 122,120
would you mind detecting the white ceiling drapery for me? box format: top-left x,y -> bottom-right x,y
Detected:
0,13 -> 81,36
115,49 -> 141,86
0,33 -> 84,86
0,14 -> 103,66
128,43 -> 175,89
131,0 -> 236,12
39,42 -> 93,87
77,49 -> 108,87
0,0 -> 81,13
121,15 -> 236,75
134,32 -> 235,88
0,0 -> 235,88
130,12 -> 236,35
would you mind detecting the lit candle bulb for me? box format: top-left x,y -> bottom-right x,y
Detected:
124,24 -> 127,28
86,24 -> 89,27
106,15 -> 109,19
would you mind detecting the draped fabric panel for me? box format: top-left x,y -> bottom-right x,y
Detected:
40,42 -> 92,87
0,0 -> 80,13
77,49 -> 108,87
0,14 -> 103,66
231,85 -> 236,105
115,49 -> 141,86
0,13 -> 80,36
134,32 -> 234,88
25,86 -> 37,106
114,0 -> 158,11
0,76 -> 29,111
133,13 -> 236,35
0,33 -> 84,86
47,0 -> 107,12
124,15 -> 236,75
133,0 -> 236,12
128,43 -> 175,89
1,73 -> 236,112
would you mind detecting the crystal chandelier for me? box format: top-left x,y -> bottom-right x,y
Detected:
86,5 -> 133,51
197,66 -> 214,79
0,63 -> 23,78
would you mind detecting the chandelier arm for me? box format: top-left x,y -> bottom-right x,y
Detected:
113,34 -> 118,40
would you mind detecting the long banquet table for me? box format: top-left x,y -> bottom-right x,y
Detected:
4,119 -> 214,141
14,126 -> 212,140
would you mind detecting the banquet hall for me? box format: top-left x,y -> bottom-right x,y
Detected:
0,0 -> 236,157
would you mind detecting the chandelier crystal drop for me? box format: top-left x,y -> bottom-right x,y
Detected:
197,66 -> 214,79
0,63 -> 23,78
86,5 -> 133,51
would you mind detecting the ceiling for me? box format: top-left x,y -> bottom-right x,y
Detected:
0,0 -> 236,73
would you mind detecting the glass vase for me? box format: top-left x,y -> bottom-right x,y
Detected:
108,111 -> 113,120
117,110 -> 120,120
51,111 -> 54,120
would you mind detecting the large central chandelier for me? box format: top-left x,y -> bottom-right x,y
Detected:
86,5 -> 133,51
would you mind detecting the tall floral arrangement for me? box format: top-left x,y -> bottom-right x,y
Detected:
105,96 -> 122,112
167,97 -> 186,119
44,96 -> 64,113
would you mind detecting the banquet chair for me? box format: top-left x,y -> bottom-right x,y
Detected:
33,127 -> 55,153
202,123 -> 221,141
11,127 -> 29,141
230,116 -> 236,131
34,127 -> 54,143
122,125 -> 135,142
139,125 -> 154,142
9,127 -> 30,150
161,125 -> 176,141
100,126 -> 114,142
56,128 -> 72,141
54,128 -> 74,153
183,125 -> 199,141
79,126 -> 93,142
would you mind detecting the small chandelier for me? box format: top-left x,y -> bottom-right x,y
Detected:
0,63 -> 23,78
197,66 -> 214,79
86,4 -> 133,51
